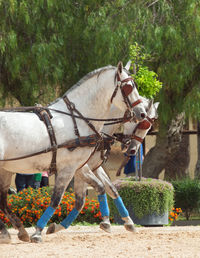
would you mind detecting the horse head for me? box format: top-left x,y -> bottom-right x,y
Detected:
123,99 -> 159,156
111,61 -> 147,122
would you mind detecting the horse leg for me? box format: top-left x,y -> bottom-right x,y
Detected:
76,166 -> 111,233
94,166 -> 136,232
30,167 -> 75,243
0,171 -> 29,242
47,171 -> 88,234
47,164 -> 111,234
0,218 -> 11,244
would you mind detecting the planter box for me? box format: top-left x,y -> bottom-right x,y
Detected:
114,206 -> 169,226
172,220 -> 200,226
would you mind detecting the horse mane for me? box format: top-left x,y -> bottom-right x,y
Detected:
65,65 -> 115,94
49,65 -> 115,106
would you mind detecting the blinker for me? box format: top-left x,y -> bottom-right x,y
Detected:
122,84 -> 133,96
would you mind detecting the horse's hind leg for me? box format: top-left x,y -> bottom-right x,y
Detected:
0,171 -> 29,242
94,166 -> 136,232
0,218 -> 11,244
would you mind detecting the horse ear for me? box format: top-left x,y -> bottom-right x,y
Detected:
117,61 -> 123,74
125,60 -> 131,71
154,102 -> 160,110
147,99 -> 154,111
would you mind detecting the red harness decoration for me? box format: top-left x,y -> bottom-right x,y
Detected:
137,119 -> 151,130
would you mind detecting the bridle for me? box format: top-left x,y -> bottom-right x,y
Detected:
130,116 -> 155,144
111,71 -> 142,112
115,115 -> 156,177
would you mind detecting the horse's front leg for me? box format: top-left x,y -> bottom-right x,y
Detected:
47,169 -> 88,234
76,165 -> 111,233
31,167 -> 74,243
94,166 -> 136,233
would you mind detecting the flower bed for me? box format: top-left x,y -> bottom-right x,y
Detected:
0,187 -> 102,227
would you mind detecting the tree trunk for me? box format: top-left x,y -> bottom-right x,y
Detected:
143,113 -> 186,179
165,121 -> 190,180
142,136 -> 167,178
195,121 -> 200,179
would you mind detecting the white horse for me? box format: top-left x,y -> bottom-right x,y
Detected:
0,62 -> 147,243
46,98 -> 159,235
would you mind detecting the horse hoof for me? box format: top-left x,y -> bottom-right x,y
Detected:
124,224 -> 137,233
18,231 -> 30,242
30,234 -> 42,243
100,222 -> 111,233
0,232 -> 11,244
46,223 -> 56,234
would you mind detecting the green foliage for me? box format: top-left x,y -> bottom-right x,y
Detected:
108,177 -> 174,219
1,0 -> 199,126
129,1 -> 200,122
129,43 -> 162,98
0,0 -> 134,106
172,177 -> 200,220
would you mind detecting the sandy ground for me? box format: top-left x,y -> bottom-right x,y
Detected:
1,225 -> 200,258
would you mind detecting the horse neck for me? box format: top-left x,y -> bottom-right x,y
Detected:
50,69 -> 118,132
102,105 -> 122,135
123,121 -> 138,136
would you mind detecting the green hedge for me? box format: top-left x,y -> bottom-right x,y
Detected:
108,177 -> 174,219
172,177 -> 200,220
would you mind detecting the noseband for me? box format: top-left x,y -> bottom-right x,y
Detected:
111,72 -> 142,111
130,116 -> 155,143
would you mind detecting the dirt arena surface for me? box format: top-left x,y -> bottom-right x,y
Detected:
1,225 -> 200,258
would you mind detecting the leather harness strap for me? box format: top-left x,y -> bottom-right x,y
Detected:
63,95 -> 102,140
34,106 -> 57,176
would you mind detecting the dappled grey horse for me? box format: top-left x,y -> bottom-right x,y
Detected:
46,99 -> 159,235
0,62 -> 147,243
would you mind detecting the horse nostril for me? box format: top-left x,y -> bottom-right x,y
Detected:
130,149 -> 136,155
141,113 -> 146,119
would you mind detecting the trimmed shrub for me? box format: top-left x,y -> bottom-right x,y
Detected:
172,177 -> 200,220
108,177 -> 174,219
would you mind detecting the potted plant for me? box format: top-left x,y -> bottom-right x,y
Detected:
108,177 -> 174,226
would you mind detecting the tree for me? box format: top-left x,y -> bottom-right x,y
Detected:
0,0 -> 133,106
124,0 -> 200,179
1,1 -> 200,179
195,121 -> 200,179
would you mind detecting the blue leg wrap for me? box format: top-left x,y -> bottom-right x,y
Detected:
114,196 -> 129,218
37,206 -> 55,229
60,208 -> 79,229
98,194 -> 109,217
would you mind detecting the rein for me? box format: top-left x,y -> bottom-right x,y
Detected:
0,106 -> 128,124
